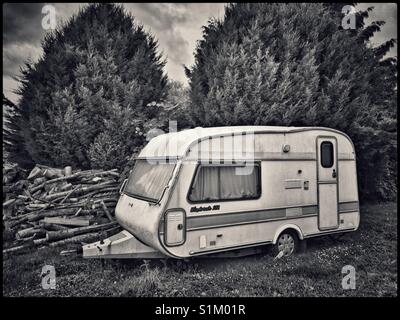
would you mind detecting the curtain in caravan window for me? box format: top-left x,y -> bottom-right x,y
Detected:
190,166 -> 219,201
189,165 -> 260,202
219,166 -> 259,199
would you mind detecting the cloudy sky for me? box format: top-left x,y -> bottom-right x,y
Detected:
3,3 -> 397,103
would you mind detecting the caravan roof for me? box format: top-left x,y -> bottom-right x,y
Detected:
138,126 -> 352,159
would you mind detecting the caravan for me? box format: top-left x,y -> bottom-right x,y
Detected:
83,126 -> 360,259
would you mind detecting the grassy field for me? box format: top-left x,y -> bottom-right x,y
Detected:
3,202 -> 397,297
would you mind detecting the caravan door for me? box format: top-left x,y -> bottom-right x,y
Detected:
317,137 -> 339,230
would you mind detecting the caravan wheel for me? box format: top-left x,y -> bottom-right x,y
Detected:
272,231 -> 299,258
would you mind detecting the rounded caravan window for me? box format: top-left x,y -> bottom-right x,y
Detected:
320,141 -> 334,168
124,160 -> 176,203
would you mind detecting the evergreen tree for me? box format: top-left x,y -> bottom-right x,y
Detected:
5,3 -> 167,169
3,94 -> 34,167
163,80 -> 193,130
187,3 -> 397,201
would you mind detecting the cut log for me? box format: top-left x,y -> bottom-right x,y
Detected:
100,201 -> 114,222
3,164 -> 122,253
43,216 -> 94,227
74,208 -> 82,216
50,202 -> 88,210
48,230 -> 109,247
33,177 -> 47,186
32,190 -> 43,198
29,183 -> 44,193
44,183 -> 57,192
27,166 -> 42,180
37,170 -> 116,188
3,244 -> 31,254
78,169 -> 119,178
80,181 -> 118,192
16,227 -> 46,240
3,238 -> 47,254
28,172 -> 79,193
15,227 -> 35,239
59,183 -> 73,191
27,208 -> 89,222
60,185 -> 80,204
46,221 -> 117,241
43,168 -> 64,179
105,226 -> 122,237
92,186 -> 120,192
24,190 -> 50,203
93,197 -> 118,204
64,166 -> 72,177
39,221 -> 70,231
8,207 -> 88,228
34,238 -> 47,246
3,198 -> 16,207
27,203 -> 49,209
8,217 -> 29,228
43,181 -> 116,201
60,249 -> 79,255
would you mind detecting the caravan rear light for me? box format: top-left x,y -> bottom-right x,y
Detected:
164,209 -> 186,246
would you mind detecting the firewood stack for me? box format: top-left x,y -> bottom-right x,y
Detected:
3,164 -> 122,255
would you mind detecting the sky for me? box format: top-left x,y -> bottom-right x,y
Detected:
3,3 -> 398,104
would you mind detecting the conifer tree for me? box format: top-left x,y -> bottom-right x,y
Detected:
187,3 -> 397,201
5,3 -> 167,169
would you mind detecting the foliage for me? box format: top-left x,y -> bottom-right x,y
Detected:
2,94 -> 33,167
4,3 -> 168,170
187,3 -> 397,201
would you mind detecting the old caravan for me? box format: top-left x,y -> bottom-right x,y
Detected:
83,126 -> 360,259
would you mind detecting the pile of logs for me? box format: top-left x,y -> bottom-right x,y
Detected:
3,164 -> 122,255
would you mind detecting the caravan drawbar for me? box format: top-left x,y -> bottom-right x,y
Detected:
83,126 -> 360,259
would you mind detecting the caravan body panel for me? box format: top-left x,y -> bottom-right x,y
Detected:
114,126 -> 359,258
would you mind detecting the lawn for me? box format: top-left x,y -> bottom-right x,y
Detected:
2,202 -> 397,297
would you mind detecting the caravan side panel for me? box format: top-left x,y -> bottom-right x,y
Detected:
158,129 -> 359,258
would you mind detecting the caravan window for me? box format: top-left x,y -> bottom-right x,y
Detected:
321,141 -> 334,168
124,160 -> 175,202
188,163 -> 261,202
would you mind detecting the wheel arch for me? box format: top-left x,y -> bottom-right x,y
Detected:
272,224 -> 304,244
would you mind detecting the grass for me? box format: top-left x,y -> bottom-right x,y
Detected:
2,202 -> 397,297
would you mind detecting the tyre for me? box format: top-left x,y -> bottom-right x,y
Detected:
272,230 -> 299,257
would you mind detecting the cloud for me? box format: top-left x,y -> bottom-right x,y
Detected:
3,3 -> 45,45
3,42 -> 43,77
356,3 -> 397,57
3,75 -> 21,103
2,3 -> 81,87
2,3 -> 226,103
2,3 -> 397,104
124,3 -> 192,64
125,3 -> 189,31
123,3 -> 226,81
